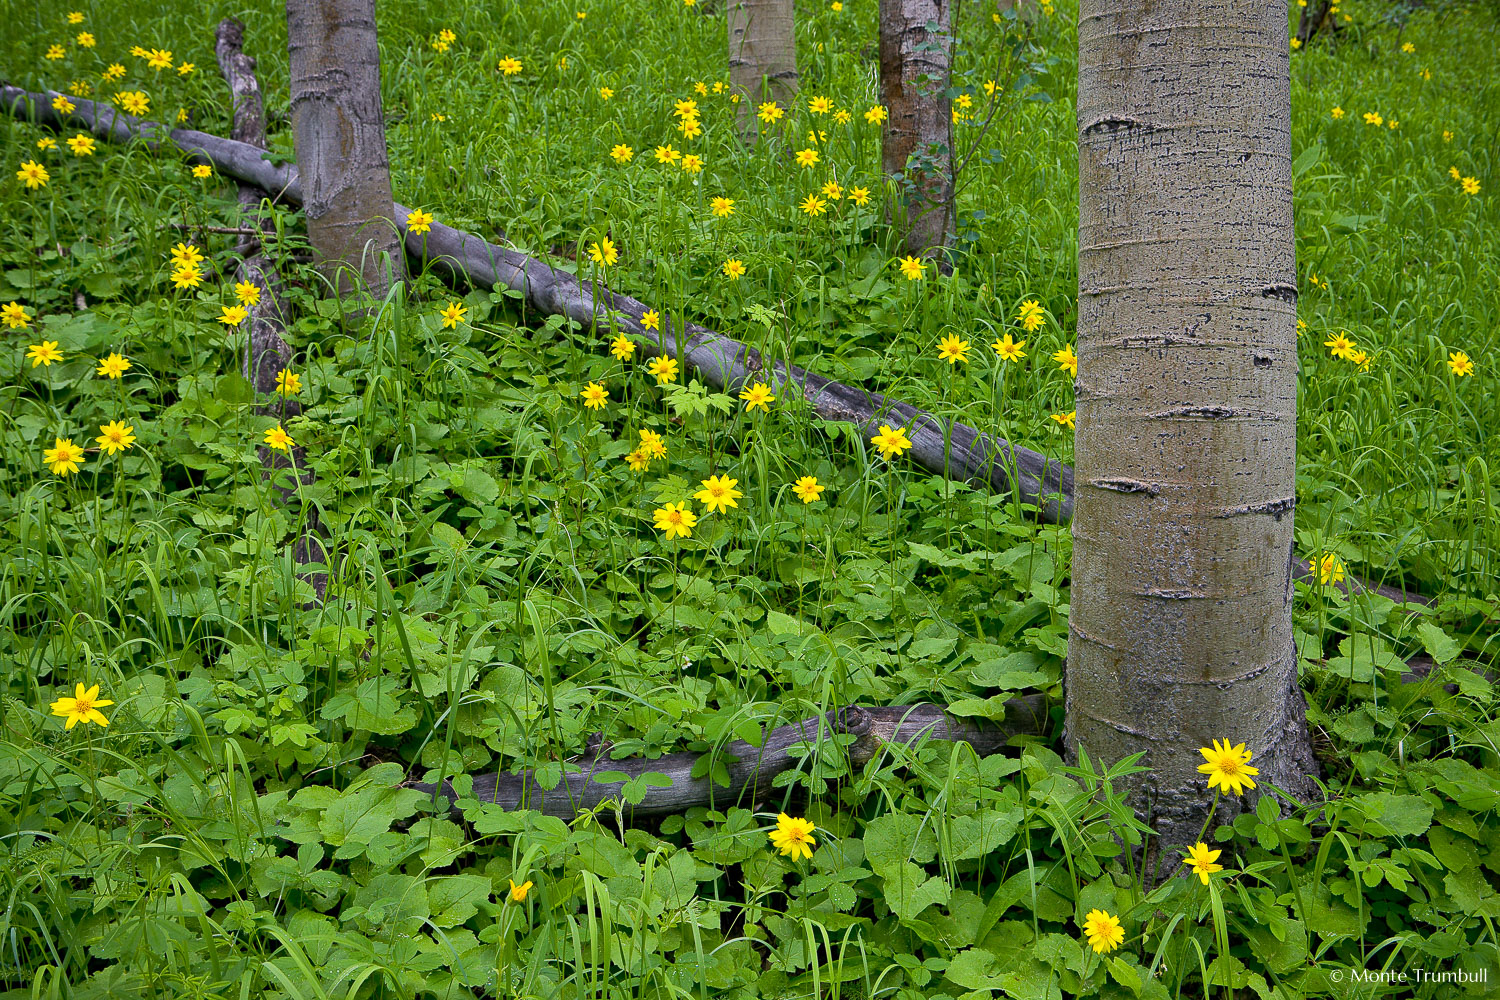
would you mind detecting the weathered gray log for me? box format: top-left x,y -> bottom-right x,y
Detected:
214,23 -> 327,605
0,83 -> 1436,608
0,84 -> 1072,522
416,699 -> 1051,818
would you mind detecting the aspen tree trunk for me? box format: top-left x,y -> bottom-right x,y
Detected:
1069,0 -> 1318,855
286,0 -> 404,297
878,0 -> 955,260
727,0 -> 798,139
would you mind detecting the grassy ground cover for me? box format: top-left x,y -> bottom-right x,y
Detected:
1,0 -> 1497,996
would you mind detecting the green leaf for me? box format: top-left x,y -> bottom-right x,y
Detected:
882,861 -> 949,921
427,874 -> 492,927
1415,620 -> 1461,664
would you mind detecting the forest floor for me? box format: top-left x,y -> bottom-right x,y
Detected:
1,0 -> 1498,997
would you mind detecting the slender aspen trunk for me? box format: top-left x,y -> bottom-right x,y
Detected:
878,0 -> 955,260
285,0 -> 404,297
727,0 -> 798,139
1069,0 -> 1318,854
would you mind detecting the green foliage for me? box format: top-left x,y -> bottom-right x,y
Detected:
0,0 -> 1497,997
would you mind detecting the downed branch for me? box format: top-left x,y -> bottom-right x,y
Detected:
0,84 -> 1072,522
419,699 -> 1051,818
213,20 -> 327,604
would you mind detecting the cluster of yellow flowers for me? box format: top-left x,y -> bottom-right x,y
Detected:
431,28 -> 456,53
1084,740 -> 1257,955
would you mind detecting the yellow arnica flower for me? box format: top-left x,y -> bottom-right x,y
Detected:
17,160 -> 50,189
992,334 -> 1027,362
67,133 -> 95,155
739,382 -> 775,411
1197,739 -> 1259,796
170,265 -> 202,290
800,193 -> 828,217
50,683 -> 113,729
638,428 -> 667,459
849,186 -> 870,206
171,242 -> 204,266
440,302 -> 468,328
1082,910 -> 1124,954
769,813 -> 816,862
46,44 -> 65,60
864,105 -> 887,124
192,164 -> 213,179
898,255 -> 924,281
37,137 -> 57,151
647,356 -> 679,384
96,420 -> 136,455
1310,552 -> 1344,585
1017,299 -> 1046,332
654,144 -> 681,164
54,94 -> 77,114
710,196 -> 735,218
640,309 -> 660,332
653,502 -> 697,539
1182,842 -> 1224,885
680,154 -> 703,173
1323,332 -> 1356,361
1448,351 -> 1475,376
44,437 -> 86,475
871,424 -> 912,460
234,281 -> 261,306
263,425 -> 295,452
1363,112 -> 1383,126
792,476 -> 824,504
28,341 -> 64,367
598,86 -> 612,99
276,369 -> 302,395
794,147 -> 820,168
611,334 -> 636,359
624,450 -> 649,472
757,101 -> 783,124
117,91 -> 150,116
1051,410 -> 1076,430
498,57 -> 522,76
3,301 -> 31,328
808,96 -> 832,114
1053,343 -> 1078,376
722,259 -> 746,280
219,304 -> 248,326
146,48 -> 174,70
96,353 -> 131,379
1461,177 -> 1480,196
610,143 -> 633,163
694,474 -> 743,514
508,879 -> 532,902
68,11 -> 85,24
1330,106 -> 1344,118
580,381 -> 609,409
937,334 -> 970,364
406,208 -> 433,234
589,238 -> 618,266
821,180 -> 843,200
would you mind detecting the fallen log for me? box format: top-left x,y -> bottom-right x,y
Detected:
422,699 -> 1051,818
214,20 -> 328,605
0,83 -> 1072,523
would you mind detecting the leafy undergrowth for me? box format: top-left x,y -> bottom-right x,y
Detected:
1,0 -> 1498,998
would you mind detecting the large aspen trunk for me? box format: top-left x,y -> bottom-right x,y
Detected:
727,0 -> 798,139
878,0 -> 955,260
285,0 -> 404,298
1069,0 -> 1318,855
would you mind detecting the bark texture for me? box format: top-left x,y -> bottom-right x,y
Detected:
413,700 -> 1049,819
1071,0 -> 1319,853
216,20 -> 328,606
0,83 -> 1429,609
285,0 -> 404,297
727,0 -> 798,138
879,0 -> 955,259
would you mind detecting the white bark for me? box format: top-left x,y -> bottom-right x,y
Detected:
1068,0 -> 1318,852
727,0 -> 798,139
285,0 -> 404,297
879,0 -> 955,259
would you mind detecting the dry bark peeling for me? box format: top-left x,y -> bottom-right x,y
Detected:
214,20 -> 328,606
